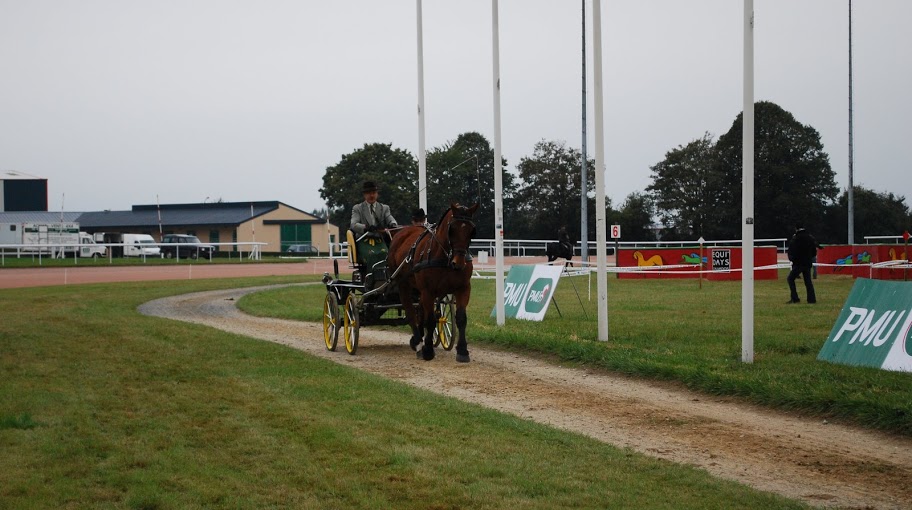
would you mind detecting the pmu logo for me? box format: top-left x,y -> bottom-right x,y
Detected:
831,307 -> 912,351
524,278 -> 553,313
504,282 -> 528,307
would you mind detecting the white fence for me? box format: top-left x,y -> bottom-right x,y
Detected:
332,237 -> 789,260
0,242 -> 268,265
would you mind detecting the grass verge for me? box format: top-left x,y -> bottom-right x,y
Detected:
0,277 -> 804,509
239,271 -> 912,436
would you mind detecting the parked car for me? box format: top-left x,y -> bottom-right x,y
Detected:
160,234 -> 214,260
286,243 -> 319,256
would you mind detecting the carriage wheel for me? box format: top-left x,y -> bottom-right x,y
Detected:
343,293 -> 360,355
433,295 -> 456,351
322,292 -> 340,351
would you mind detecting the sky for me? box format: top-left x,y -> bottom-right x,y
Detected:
1,0 -> 909,217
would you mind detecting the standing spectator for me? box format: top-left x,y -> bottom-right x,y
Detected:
786,224 -> 818,304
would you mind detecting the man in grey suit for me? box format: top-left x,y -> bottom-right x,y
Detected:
350,181 -> 398,236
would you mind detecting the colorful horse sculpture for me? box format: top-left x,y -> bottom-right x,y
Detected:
387,203 -> 478,362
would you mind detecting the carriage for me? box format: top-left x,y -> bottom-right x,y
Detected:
320,229 -> 456,355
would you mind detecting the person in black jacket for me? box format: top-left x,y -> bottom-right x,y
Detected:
786,224 -> 818,304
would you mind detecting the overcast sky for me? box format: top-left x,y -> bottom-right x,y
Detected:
1,1 -> 909,218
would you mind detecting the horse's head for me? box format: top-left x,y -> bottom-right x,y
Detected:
445,202 -> 478,270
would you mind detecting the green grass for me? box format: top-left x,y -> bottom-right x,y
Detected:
239,271 -> 912,436
0,277 -> 805,509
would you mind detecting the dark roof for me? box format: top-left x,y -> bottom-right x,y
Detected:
76,201 -> 316,230
0,211 -> 81,223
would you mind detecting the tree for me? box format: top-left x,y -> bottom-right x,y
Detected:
715,101 -> 838,240
615,192 -> 657,241
821,186 -> 912,243
513,140 -> 595,239
319,143 -> 417,230
647,133 -> 728,240
426,132 -> 517,239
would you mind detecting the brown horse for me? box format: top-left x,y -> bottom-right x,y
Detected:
388,203 -> 478,362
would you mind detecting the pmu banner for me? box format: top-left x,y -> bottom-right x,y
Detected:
493,264 -> 563,321
818,278 -> 912,372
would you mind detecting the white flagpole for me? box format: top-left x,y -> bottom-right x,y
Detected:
742,0 -> 755,363
156,194 -> 162,239
416,0 -> 428,213
492,0 -> 505,325
592,0 -> 609,341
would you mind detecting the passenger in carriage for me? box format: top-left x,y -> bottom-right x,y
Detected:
350,181 -> 398,236
410,208 -> 427,227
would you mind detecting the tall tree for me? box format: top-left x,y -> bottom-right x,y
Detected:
821,186 -> 912,243
615,192 -> 657,241
513,140 -> 595,239
647,133 -> 728,240
426,132 -> 517,239
319,143 -> 417,230
715,101 -> 838,240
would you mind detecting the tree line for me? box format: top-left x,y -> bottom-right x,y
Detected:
320,101 -> 911,244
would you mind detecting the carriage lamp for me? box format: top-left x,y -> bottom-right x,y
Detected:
322,272 -> 333,285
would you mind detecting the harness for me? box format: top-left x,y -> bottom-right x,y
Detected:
410,213 -> 476,272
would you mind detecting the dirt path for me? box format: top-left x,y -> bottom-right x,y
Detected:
139,285 -> 912,510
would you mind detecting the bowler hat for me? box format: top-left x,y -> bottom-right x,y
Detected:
411,208 -> 426,221
362,181 -> 378,193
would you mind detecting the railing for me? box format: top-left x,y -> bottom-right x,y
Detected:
864,235 -> 906,244
467,237 -> 789,258
0,242 -> 267,266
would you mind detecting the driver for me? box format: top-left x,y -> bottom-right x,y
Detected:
351,181 -> 398,236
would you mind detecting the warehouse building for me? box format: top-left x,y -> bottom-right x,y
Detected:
77,201 -> 338,254
76,201 -> 339,255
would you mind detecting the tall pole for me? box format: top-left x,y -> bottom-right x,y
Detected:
492,0 -> 506,325
416,0 -> 428,213
580,0 -> 589,264
847,0 -> 855,245
742,0 -> 755,363
592,0 -> 609,340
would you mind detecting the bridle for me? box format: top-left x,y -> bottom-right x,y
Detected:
444,213 -> 476,268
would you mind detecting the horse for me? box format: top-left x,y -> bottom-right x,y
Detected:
387,203 -> 478,362
545,241 -> 574,263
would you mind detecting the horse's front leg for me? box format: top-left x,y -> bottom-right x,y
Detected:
454,290 -> 470,363
399,282 -> 422,351
418,294 -> 436,361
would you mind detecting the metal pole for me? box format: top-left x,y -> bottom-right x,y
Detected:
492,0 -> 506,325
592,0 -> 609,340
416,0 -> 428,213
742,0 -> 755,363
580,0 -> 589,264
847,0 -> 855,245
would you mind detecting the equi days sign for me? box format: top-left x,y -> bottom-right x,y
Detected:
818,278 -> 912,372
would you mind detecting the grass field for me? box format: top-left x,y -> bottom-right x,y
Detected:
0,276 -> 808,509
240,271 -> 912,437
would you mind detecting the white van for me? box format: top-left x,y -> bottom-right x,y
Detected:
123,234 -> 161,257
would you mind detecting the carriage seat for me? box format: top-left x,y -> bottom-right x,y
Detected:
347,229 -> 388,271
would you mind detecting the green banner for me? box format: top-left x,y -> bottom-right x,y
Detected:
818,278 -> 912,372
493,264 -> 563,321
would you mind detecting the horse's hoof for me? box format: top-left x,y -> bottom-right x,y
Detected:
409,337 -> 421,351
422,346 -> 435,361
456,353 -> 470,363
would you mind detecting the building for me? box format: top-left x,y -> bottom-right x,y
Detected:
76,201 -> 339,254
0,200 -> 340,255
1,170 -> 48,212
